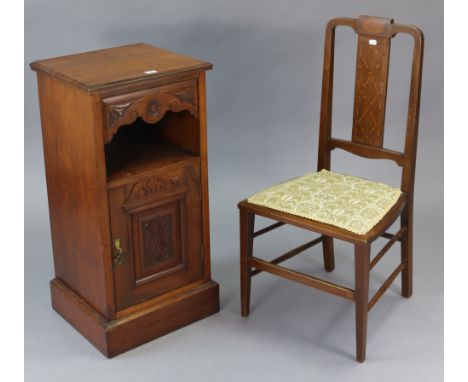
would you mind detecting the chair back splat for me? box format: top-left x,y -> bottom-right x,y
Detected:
317,15 -> 424,197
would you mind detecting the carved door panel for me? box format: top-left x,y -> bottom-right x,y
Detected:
109,160 -> 203,311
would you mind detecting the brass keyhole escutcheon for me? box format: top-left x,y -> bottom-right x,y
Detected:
113,238 -> 124,265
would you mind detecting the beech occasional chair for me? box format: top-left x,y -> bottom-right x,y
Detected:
238,16 -> 424,362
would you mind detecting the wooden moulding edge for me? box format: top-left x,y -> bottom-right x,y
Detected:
30,61 -> 212,93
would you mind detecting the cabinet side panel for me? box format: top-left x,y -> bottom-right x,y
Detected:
37,74 -> 112,318
197,72 -> 212,281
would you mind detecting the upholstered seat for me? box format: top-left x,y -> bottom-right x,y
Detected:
248,170 -> 401,235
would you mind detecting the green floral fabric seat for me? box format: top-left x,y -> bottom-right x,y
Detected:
247,170 -> 401,235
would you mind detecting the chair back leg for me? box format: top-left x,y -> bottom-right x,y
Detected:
354,244 -> 370,362
322,236 -> 335,272
240,209 -> 255,316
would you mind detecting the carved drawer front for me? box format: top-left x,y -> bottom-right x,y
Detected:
103,80 -> 198,143
109,160 -> 203,311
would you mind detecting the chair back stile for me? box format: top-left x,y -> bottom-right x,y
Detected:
316,16 -> 424,198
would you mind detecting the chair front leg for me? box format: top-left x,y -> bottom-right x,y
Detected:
322,236 -> 335,272
240,209 -> 255,317
401,206 -> 413,298
354,243 -> 370,363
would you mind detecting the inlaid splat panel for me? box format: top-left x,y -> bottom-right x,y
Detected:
351,19 -> 392,148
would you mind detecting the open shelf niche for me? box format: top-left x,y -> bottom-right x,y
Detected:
105,110 -> 200,185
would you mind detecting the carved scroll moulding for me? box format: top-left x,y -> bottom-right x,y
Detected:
104,81 -> 198,142
146,99 -> 161,117
125,171 -> 185,206
171,87 -> 195,106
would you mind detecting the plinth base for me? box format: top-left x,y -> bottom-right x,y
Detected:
50,278 -> 220,357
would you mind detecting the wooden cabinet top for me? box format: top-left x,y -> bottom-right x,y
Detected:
30,43 -> 212,92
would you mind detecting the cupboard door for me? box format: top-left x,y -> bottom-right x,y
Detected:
109,160 -> 203,311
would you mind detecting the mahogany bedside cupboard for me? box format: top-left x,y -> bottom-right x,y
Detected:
30,43 -> 220,357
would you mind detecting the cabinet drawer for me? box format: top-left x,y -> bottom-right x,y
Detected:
103,80 -> 198,142
109,160 -> 203,311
